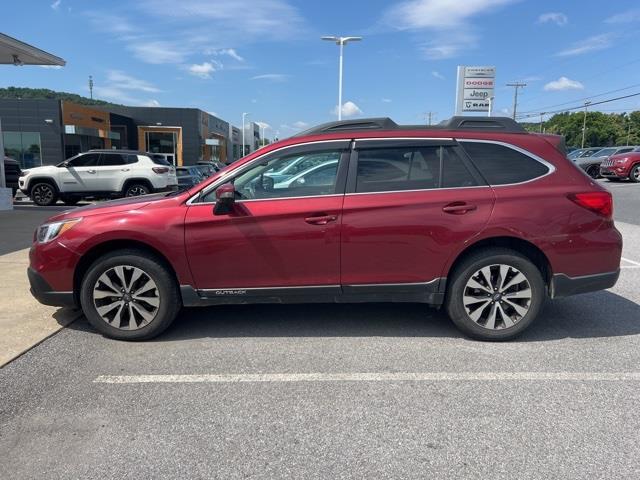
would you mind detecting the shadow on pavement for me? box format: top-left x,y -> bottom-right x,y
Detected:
63,290 -> 640,343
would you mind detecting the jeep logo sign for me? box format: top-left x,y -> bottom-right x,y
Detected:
455,65 -> 496,114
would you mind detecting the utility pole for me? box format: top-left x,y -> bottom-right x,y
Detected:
581,101 -> 591,148
539,112 -> 545,133
628,117 -> 632,145
488,96 -> 494,117
88,75 -> 94,100
506,82 -> 526,120
424,112 -> 435,125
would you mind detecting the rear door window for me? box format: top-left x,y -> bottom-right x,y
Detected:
99,153 -> 127,166
459,141 -> 549,185
354,145 -> 478,193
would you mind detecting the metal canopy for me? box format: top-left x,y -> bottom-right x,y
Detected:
0,32 -> 65,66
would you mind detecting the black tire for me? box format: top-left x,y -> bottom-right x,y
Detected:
30,181 -> 59,206
60,195 -> 81,206
124,183 -> 151,197
445,248 -> 545,341
606,178 -> 621,182
629,164 -> 640,183
80,249 -> 181,341
586,165 -> 600,179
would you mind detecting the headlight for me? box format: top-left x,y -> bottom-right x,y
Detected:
20,169 -> 31,176
36,218 -> 82,243
615,158 -> 628,165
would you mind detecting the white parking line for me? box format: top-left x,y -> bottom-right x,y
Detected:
622,257 -> 640,267
94,372 -> 640,384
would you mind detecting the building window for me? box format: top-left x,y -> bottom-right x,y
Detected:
2,131 -> 42,169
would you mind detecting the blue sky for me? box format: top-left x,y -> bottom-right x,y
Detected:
3,0 -> 640,138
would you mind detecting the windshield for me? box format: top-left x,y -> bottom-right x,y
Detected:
593,148 -> 616,157
567,150 -> 583,159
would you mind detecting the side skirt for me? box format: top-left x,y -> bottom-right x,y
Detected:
180,279 -> 447,307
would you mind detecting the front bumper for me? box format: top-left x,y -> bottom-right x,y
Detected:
600,167 -> 628,178
551,270 -> 620,298
28,267 -> 76,307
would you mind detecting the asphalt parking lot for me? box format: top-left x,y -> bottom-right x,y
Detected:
1,181 -> 640,479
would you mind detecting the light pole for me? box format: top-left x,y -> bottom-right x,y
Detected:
241,112 -> 249,157
581,101 -> 591,148
321,36 -> 362,120
488,97 -> 494,117
258,123 -> 269,147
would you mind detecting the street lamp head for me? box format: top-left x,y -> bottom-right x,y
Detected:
321,36 -> 362,45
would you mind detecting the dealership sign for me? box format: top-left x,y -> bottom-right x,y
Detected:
455,66 -> 495,114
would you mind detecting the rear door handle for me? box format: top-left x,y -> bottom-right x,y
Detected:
121,168 -> 130,172
304,214 -> 337,225
442,202 -> 477,215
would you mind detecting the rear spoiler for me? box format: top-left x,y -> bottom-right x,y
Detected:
536,133 -> 567,156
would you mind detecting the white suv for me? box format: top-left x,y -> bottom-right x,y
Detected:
19,150 -> 178,206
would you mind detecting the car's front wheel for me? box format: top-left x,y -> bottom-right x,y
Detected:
80,250 -> 181,340
629,164 -> 640,183
586,165 -> 600,179
445,248 -> 545,341
30,182 -> 58,206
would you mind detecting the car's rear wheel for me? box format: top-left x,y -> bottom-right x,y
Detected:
125,183 -> 150,197
586,165 -> 600,179
80,250 -> 181,340
445,248 -> 545,341
30,182 -> 58,206
60,195 -> 81,206
629,164 -> 640,183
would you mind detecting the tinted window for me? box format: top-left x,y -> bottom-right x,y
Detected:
99,153 -> 127,166
126,154 -> 139,164
150,155 -> 171,166
68,153 -> 100,167
460,142 -> 549,185
617,148 -> 634,154
176,168 -> 190,177
355,145 -> 477,193
201,149 -> 344,202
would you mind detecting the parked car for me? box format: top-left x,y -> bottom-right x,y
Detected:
197,160 -> 226,173
567,147 -> 601,160
573,146 -> 637,178
600,147 -> 640,182
175,166 -> 206,189
3,156 -> 21,197
27,116 -> 621,341
18,150 -> 178,206
194,164 -> 214,178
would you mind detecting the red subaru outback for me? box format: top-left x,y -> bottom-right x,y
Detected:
28,117 -> 622,341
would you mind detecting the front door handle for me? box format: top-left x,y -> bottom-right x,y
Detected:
442,202 -> 477,215
87,169 -> 97,174
121,168 -> 130,172
304,214 -> 337,225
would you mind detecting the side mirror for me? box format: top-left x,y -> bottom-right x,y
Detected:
213,182 -> 236,215
61,161 -> 70,168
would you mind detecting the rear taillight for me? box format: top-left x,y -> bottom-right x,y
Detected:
568,191 -> 613,219
152,167 -> 169,174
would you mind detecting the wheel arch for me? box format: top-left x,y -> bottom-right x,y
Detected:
445,236 -> 553,289
25,176 -> 59,194
73,239 -> 180,304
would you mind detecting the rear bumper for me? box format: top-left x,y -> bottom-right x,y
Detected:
27,267 -> 76,307
551,270 -> 620,298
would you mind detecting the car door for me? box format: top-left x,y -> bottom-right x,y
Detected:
57,153 -> 102,192
340,139 -> 495,292
97,152 -> 132,192
184,141 -> 351,294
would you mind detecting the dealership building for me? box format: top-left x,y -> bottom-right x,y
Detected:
0,98 -> 255,168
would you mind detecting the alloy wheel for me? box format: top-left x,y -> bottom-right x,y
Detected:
632,165 -> 640,182
92,265 -> 160,330
32,184 -> 54,204
587,166 -> 600,179
462,264 -> 532,330
126,185 -> 149,197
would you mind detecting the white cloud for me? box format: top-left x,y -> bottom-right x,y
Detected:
51,0 -> 61,10
142,99 -> 160,107
432,71 -> 445,80
381,98 -> 392,103
292,121 -> 308,129
537,12 -> 568,26
384,0 -> 515,30
555,34 -> 614,57
209,48 -> 244,62
106,70 -> 161,92
332,101 -> 363,118
39,65 -> 63,70
605,9 -> 640,24
544,76 -> 584,91
127,41 -> 186,64
188,61 -> 218,79
255,121 -> 271,129
251,73 -> 289,82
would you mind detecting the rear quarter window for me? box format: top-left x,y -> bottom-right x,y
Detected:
460,141 -> 550,185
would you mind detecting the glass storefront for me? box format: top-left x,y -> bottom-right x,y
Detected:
145,131 -> 177,164
2,131 -> 42,168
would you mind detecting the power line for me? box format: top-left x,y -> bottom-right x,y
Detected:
517,91 -> 640,120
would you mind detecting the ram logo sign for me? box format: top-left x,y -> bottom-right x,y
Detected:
455,66 -> 496,114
